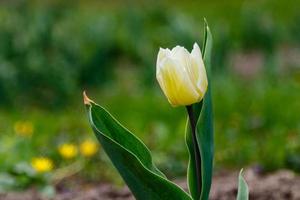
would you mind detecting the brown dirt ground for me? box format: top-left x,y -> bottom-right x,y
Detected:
1,168 -> 300,200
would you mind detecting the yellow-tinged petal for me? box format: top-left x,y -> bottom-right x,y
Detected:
157,57 -> 199,106
190,43 -> 208,99
156,43 -> 208,106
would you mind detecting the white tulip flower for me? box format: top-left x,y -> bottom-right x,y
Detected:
156,43 -> 208,106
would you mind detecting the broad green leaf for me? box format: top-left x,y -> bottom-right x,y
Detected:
237,169 -> 249,200
84,96 -> 192,200
185,20 -> 214,200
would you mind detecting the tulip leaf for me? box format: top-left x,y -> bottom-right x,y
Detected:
237,169 -> 249,200
185,20 -> 214,200
84,96 -> 192,200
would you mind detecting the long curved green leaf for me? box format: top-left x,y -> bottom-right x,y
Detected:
237,169 -> 249,200
185,20 -> 214,200
85,96 -> 192,200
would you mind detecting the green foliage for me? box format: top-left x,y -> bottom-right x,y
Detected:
85,21 -> 216,200
0,0 -> 300,192
0,2 -> 199,107
185,21 -> 213,200
1,71 -> 300,189
0,1 -> 299,107
85,99 -> 192,200
0,162 -> 50,191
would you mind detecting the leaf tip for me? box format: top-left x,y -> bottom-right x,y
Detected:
83,91 -> 94,106
203,18 -> 210,31
240,168 -> 244,175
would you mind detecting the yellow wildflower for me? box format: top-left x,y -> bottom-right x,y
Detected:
80,140 -> 98,157
58,143 -> 78,159
31,157 -> 53,173
14,121 -> 34,137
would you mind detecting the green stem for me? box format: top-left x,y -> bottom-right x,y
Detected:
186,105 -> 202,197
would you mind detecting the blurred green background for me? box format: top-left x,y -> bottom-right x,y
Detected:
1,0 -> 300,191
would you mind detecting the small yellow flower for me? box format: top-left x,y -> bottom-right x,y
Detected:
156,43 -> 208,106
31,157 -> 53,173
14,121 -> 34,137
80,140 -> 98,157
58,143 -> 78,159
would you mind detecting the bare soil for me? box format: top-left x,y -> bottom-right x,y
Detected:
1,168 -> 300,200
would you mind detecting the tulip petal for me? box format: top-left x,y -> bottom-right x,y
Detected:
156,43 -> 208,106
170,46 -> 191,69
156,48 -> 169,74
190,43 -> 208,99
157,57 -> 199,106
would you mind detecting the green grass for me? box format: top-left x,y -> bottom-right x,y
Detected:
1,71 -> 299,188
0,0 -> 300,190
